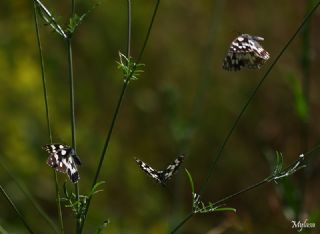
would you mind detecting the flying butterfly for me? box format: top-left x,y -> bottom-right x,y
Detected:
223,34 -> 270,71
43,144 -> 81,183
134,155 -> 185,186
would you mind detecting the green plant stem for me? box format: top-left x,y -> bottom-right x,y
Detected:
127,0 -> 132,58
66,38 -> 80,233
33,3 -> 64,233
67,39 -> 77,157
79,1 -> 160,232
0,185 -> 34,234
33,4 -> 53,143
213,178 -> 269,207
170,1 -> 320,233
137,0 -> 160,63
33,0 -> 67,39
53,172 -> 64,233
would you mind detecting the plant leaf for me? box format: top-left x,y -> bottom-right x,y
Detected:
33,0 -> 67,38
185,169 -> 195,194
214,207 -> 236,212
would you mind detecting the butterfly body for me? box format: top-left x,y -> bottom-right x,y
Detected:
223,34 -> 270,71
43,144 -> 81,183
134,155 -> 184,186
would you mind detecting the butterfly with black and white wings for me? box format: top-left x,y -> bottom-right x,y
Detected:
43,144 -> 81,183
134,155 -> 185,186
223,34 -> 270,71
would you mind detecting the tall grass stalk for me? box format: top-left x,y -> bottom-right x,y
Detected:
0,185 -> 34,234
170,1 -> 320,232
79,0 -> 160,232
64,0 -> 81,232
32,3 -> 64,233
67,37 -> 81,233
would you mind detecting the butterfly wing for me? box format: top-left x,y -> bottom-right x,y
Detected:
65,156 -> 80,183
223,34 -> 270,71
43,144 -> 80,183
245,39 -> 270,69
43,144 -> 69,172
46,152 -> 67,173
43,144 -> 69,154
161,155 -> 185,184
72,154 -> 82,166
223,50 -> 245,71
135,155 -> 185,185
134,157 -> 162,184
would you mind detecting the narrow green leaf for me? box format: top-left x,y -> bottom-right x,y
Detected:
89,181 -> 106,197
185,169 -> 195,194
214,207 -> 236,212
33,0 -> 67,38
275,151 -> 283,175
92,181 -> 106,191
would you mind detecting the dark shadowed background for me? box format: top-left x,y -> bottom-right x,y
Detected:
0,0 -> 320,233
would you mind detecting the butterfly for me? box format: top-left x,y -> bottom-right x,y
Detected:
223,34 -> 270,71
134,155 -> 185,186
43,144 -> 81,183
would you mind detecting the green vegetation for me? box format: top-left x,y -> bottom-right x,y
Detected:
0,0 -> 320,233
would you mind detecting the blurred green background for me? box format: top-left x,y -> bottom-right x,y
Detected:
0,0 -> 320,233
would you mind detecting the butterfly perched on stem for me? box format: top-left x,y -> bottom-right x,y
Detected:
43,144 -> 81,183
134,155 -> 185,186
223,34 -> 270,71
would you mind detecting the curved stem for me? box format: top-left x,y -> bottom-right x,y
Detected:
33,4 -> 53,143
66,38 -> 80,233
127,0 -> 132,58
137,0 -> 160,63
33,3 -> 64,233
67,39 -> 77,151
